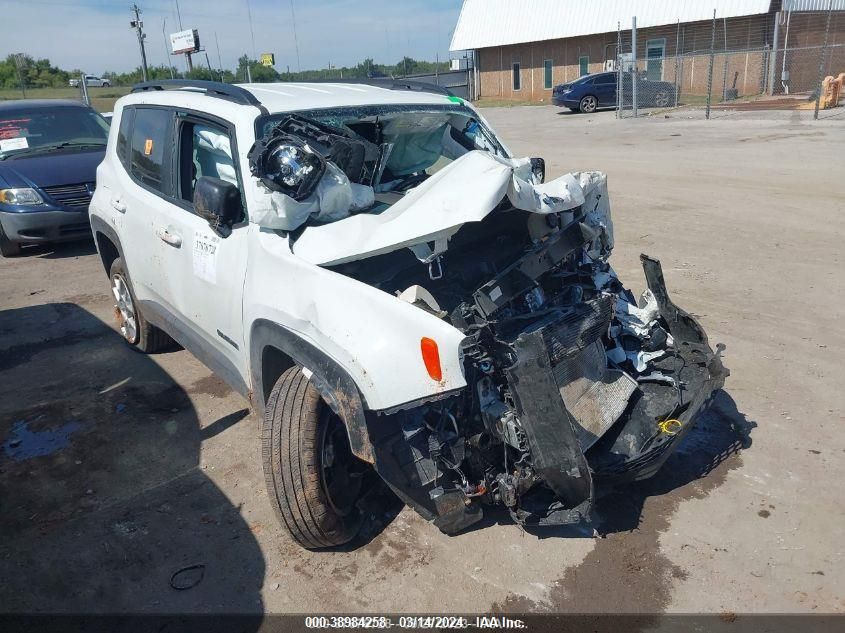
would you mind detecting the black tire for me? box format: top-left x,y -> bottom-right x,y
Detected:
262,366 -> 367,549
0,224 -> 21,257
109,257 -> 175,353
579,95 -> 598,113
102,82 -> 110,88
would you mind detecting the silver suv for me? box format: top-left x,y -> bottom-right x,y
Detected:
90,80 -> 727,549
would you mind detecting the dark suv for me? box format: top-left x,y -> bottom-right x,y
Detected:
0,100 -> 108,256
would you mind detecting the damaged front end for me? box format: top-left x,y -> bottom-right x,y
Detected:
360,242 -> 727,534
250,106 -> 728,535
341,190 -> 726,533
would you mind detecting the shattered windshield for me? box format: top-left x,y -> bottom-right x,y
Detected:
249,104 -> 509,232
256,104 -> 506,191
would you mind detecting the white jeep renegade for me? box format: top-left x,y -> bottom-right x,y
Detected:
90,80 -> 726,549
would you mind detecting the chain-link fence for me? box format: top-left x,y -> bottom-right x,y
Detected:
616,7 -> 845,119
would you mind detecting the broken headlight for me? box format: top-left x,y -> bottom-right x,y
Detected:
248,134 -> 326,201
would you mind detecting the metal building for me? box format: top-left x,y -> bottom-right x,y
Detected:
450,0 -> 845,101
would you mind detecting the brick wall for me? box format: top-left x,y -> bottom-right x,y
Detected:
474,12 -> 845,101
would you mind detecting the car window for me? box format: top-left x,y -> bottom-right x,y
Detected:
116,108 -> 133,168
595,74 -> 616,85
129,108 -> 171,192
179,120 -> 239,201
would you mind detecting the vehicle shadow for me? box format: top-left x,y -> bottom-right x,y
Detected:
468,389 -> 755,537
17,239 -> 97,259
0,303 -> 265,618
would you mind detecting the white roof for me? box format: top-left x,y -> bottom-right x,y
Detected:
240,82 -> 455,113
118,82 -> 457,121
450,0 -> 776,51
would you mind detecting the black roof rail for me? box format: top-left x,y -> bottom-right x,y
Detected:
131,80 -> 268,112
364,78 -> 454,97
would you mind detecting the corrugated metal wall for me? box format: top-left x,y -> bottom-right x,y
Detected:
450,0 -> 776,51
782,0 -> 845,11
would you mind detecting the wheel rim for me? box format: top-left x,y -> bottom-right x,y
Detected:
655,92 -> 669,107
111,274 -> 138,343
319,410 -> 363,517
582,96 -> 597,112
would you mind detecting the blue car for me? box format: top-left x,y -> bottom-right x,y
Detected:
0,100 -> 109,257
553,71 -> 676,113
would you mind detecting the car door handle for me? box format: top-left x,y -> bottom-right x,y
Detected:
156,227 -> 182,247
110,197 -> 126,213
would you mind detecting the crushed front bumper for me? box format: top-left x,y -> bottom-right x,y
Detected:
504,255 -> 728,525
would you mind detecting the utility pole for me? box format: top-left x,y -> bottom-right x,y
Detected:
173,0 -> 192,72
130,4 -> 149,82
162,19 -> 174,79
215,33 -> 224,77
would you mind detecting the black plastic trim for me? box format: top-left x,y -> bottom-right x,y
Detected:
249,319 -> 374,463
131,80 -> 269,114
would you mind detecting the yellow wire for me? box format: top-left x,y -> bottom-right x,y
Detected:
658,419 -> 683,435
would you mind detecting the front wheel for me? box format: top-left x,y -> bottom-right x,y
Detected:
262,366 -> 369,549
102,82 -> 110,88
579,95 -> 598,113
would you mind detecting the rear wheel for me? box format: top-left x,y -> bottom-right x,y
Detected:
109,257 -> 175,352
579,95 -> 598,113
262,366 -> 368,549
0,225 -> 21,257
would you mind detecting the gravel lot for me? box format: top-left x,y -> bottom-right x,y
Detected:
1,106 -> 843,617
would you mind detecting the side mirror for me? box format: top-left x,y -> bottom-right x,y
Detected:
530,157 -> 546,184
194,176 -> 241,237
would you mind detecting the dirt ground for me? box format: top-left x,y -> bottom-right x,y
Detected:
1,106 -> 843,618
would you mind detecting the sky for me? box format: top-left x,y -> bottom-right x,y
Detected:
3,0 -> 464,74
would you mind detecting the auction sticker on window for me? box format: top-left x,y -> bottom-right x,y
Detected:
0,137 -> 28,152
193,231 -> 219,284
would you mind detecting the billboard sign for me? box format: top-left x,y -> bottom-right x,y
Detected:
170,29 -> 200,55
260,53 -> 275,67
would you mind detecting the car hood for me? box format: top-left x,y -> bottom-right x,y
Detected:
0,149 -> 105,189
292,150 -> 605,267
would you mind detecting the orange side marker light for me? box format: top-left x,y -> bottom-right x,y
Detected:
420,337 -> 442,382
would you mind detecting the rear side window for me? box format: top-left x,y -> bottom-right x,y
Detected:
116,108 -> 133,167
129,108 -> 171,192
595,74 -> 616,85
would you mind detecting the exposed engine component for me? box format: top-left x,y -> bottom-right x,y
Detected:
325,153 -> 726,536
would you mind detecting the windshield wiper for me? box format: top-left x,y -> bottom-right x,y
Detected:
0,141 -> 106,160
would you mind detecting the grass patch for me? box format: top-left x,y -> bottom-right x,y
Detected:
0,86 -> 131,113
474,97 -> 552,108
